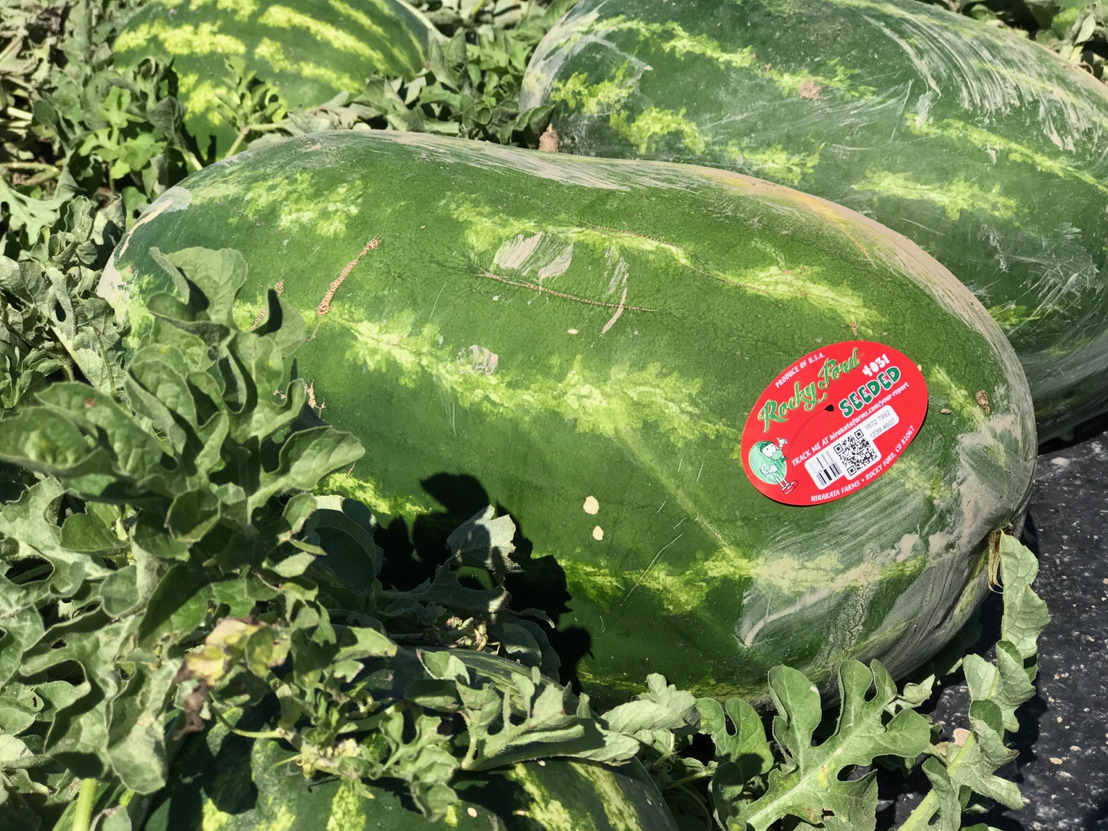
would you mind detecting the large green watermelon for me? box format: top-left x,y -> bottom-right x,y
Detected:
112,0 -> 435,159
519,0 -> 1108,443
100,130 -> 1036,708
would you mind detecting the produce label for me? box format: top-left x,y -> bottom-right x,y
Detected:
741,341 -> 928,506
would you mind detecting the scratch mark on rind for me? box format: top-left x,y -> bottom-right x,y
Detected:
478,270 -> 657,313
622,533 -> 684,605
579,218 -> 697,257
312,237 -> 380,339
601,283 -> 629,334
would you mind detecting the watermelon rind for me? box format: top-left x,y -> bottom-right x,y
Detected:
100,130 -> 1036,709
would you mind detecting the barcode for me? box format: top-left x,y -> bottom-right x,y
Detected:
832,429 -> 880,477
806,448 -> 844,489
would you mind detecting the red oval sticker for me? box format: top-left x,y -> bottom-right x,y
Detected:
741,341 -> 928,506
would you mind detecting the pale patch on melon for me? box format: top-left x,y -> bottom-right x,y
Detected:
322,469 -> 435,519
926,366 -> 991,428
724,142 -> 821,187
253,38 -> 360,90
189,0 -> 259,17
258,5 -> 383,61
547,64 -> 640,117
906,116 -> 1108,194
200,796 -> 236,829
611,105 -> 707,155
325,779 -> 367,831
855,169 -> 1020,222
608,17 -> 758,70
329,308 -> 723,446
735,557 -> 888,650
113,21 -> 245,57
585,762 -> 661,831
506,765 -> 575,831
194,170 -> 359,238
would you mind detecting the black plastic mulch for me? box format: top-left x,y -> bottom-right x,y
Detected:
883,420 -> 1108,830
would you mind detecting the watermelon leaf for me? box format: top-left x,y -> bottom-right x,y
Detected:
729,661 -> 932,831
899,532 -> 1049,829
445,504 -> 520,577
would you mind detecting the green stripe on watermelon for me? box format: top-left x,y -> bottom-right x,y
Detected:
101,131 -> 1035,708
520,0 -> 1108,443
112,0 -> 435,159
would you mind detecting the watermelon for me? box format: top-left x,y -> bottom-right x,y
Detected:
519,0 -> 1108,443
59,650 -> 680,831
99,130 -> 1036,709
112,0 -> 435,158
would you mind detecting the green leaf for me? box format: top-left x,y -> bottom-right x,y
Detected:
38,382 -> 168,479
997,532 -> 1049,664
165,488 -> 222,543
699,695 -> 774,782
149,247 -> 248,333
248,426 -> 364,517
603,673 -> 699,743
0,408 -> 96,473
445,505 -> 519,578
104,659 -> 180,794
734,661 -> 931,831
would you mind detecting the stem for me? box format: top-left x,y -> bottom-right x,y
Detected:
69,778 -> 98,831
221,127 -> 250,161
898,742 -> 966,829
1,162 -> 60,173
665,770 -> 714,790
13,563 -> 54,584
184,148 -> 205,172
898,792 -> 939,830
211,704 -> 289,742
465,0 -> 491,23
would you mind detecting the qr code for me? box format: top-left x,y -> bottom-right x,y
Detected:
832,429 -> 880,477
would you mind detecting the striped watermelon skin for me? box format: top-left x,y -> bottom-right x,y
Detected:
100,131 -> 1035,708
112,0 -> 434,158
519,0 -> 1108,443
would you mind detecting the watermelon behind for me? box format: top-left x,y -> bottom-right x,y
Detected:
112,0 -> 436,159
520,0 -> 1108,443
100,131 -> 1036,708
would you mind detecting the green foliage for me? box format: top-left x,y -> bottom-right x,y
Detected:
0,246 -> 363,817
1,0 -> 197,256
0,246 -> 633,827
0,197 -> 126,411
